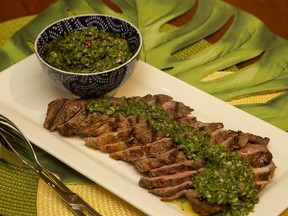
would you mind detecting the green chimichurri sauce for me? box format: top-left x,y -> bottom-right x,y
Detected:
87,97 -> 259,215
43,25 -> 133,73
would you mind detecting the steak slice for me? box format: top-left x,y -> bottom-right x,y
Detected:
109,137 -> 174,161
253,161 -> 276,182
191,122 -> 224,133
149,181 -> 193,197
57,113 -> 111,137
247,133 -> 270,146
161,189 -> 223,216
74,113 -> 113,137
85,128 -> 132,149
184,190 -> 223,216
132,149 -> 186,172
98,141 -> 128,153
55,108 -> 88,136
148,160 -> 205,177
210,129 -> 270,150
43,98 -> 67,131
161,100 -> 193,120
139,170 -> 198,189
210,129 -> 249,149
238,144 -> 273,167
130,119 -> 157,144
142,94 -> 173,105
44,98 -> 87,131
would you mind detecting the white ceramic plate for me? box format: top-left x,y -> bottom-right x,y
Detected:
1,54 -> 288,216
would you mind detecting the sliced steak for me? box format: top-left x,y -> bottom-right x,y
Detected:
184,190 -> 223,216
191,122 -> 224,133
57,113 -> 111,137
177,116 -> 198,126
148,160 -> 205,177
130,119 -> 157,144
161,189 -> 223,216
43,98 -> 67,131
109,137 -> 174,161
113,115 -> 163,144
162,100 -> 193,120
143,94 -> 173,105
255,181 -> 270,191
44,98 -> 87,131
55,108 -> 88,136
210,129 -> 270,151
246,133 -> 270,146
74,113 -> 112,137
149,181 -> 193,197
85,128 -> 132,149
210,129 -> 249,149
132,149 -> 186,172
253,161 -> 276,182
139,170 -> 198,189
98,141 -> 128,153
43,94 -> 276,216
238,143 -> 273,167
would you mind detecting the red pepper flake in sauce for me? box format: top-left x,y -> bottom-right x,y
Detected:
87,96 -> 259,216
43,25 -> 133,73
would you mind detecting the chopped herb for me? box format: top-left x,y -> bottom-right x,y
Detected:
43,25 -> 133,73
87,96 -> 259,215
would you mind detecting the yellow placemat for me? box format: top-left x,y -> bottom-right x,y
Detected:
37,180 -> 145,216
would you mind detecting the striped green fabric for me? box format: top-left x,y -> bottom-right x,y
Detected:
0,146 -> 38,216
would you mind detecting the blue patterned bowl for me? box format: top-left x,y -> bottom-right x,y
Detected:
35,14 -> 142,98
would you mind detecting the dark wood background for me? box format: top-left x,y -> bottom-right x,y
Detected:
0,0 -> 287,40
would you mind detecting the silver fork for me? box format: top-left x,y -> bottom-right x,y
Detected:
0,114 -> 101,216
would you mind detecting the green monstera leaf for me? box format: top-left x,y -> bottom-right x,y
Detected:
0,0 -> 288,133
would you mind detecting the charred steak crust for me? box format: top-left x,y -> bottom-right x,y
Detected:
43,94 -> 276,216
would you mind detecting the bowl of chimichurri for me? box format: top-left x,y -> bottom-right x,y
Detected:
35,14 -> 142,98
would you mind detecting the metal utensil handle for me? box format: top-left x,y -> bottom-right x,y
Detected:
40,168 -> 101,216
0,114 -> 101,216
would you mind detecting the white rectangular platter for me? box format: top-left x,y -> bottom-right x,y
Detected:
0,54 -> 288,216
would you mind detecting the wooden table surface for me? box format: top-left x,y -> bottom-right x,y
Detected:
0,0 -> 287,40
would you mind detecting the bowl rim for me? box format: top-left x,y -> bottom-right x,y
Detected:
34,14 -> 143,76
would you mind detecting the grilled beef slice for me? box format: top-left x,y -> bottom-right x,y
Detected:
44,98 -> 87,131
85,128 -> 132,149
161,189 -> 223,216
149,181 -> 193,197
43,94 -> 276,216
109,137 -> 174,161
132,149 -> 187,173
238,143 -> 273,167
98,141 -> 128,153
148,160 -> 205,177
139,170 -> 199,189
